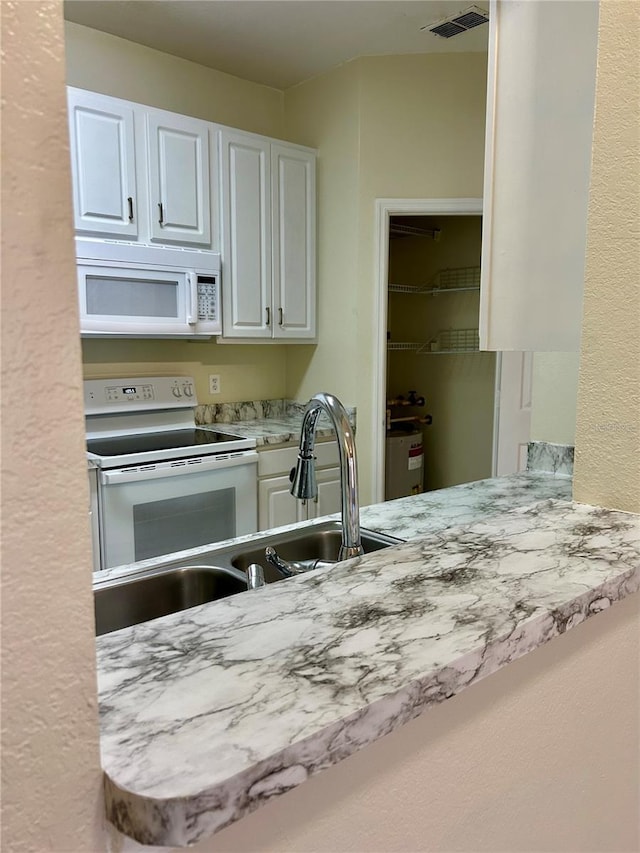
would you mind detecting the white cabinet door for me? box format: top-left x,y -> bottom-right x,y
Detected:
271,144 -> 316,340
306,467 -> 341,520
147,111 -> 211,246
258,474 -> 306,531
220,130 -> 272,338
480,0 -> 599,351
67,89 -> 138,239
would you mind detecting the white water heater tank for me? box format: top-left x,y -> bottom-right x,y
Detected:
385,424 -> 424,501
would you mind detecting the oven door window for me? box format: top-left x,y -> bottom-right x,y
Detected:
98,459 -> 257,569
133,488 -> 235,562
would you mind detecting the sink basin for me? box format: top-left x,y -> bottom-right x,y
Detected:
94,565 -> 247,636
227,521 -> 404,584
94,521 -> 405,634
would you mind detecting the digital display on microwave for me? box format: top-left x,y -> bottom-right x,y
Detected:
123,387 -> 137,395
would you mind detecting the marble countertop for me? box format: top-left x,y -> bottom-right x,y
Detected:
201,414 -> 334,446
95,474 -> 640,847
196,399 -> 357,447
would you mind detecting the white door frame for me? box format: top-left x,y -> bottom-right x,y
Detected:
372,198 -> 484,503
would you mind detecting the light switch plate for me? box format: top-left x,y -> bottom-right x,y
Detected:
209,374 -> 221,395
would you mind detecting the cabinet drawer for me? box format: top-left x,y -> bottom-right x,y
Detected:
258,440 -> 338,478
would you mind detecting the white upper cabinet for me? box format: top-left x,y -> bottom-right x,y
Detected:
271,144 -> 316,339
67,87 -> 316,342
220,129 -> 272,337
480,0 -> 599,352
220,129 -> 317,341
146,111 -> 212,246
67,89 -> 138,239
67,87 -> 217,250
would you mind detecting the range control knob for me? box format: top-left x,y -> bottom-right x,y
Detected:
172,385 -> 182,398
183,383 -> 194,398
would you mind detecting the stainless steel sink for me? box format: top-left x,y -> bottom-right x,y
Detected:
94,565 -> 248,636
227,521 -> 404,584
94,521 -> 404,635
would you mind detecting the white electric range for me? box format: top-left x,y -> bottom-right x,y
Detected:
85,376 -> 257,570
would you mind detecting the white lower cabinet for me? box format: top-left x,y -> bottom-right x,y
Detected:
257,442 -> 340,531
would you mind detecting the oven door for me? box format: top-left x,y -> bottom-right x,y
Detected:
97,451 -> 258,569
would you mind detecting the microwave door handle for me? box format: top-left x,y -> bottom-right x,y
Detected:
187,272 -> 198,325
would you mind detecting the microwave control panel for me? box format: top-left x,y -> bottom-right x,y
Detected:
197,275 -> 219,322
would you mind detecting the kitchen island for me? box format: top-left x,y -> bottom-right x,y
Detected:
95,469 -> 640,849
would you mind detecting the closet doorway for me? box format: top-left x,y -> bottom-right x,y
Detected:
386,211 -> 494,495
372,198 -> 529,503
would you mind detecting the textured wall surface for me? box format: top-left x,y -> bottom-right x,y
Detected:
574,0 -> 640,512
1,4 -> 105,851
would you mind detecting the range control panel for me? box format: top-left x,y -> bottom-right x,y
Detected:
104,383 -> 154,404
84,376 -> 197,415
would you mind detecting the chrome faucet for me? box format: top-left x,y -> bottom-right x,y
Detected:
290,392 -> 364,560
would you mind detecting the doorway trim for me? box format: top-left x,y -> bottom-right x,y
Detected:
372,198 -> 484,503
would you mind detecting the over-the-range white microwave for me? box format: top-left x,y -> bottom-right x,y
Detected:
76,239 -> 221,338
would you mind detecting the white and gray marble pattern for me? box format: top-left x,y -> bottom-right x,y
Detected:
196,398 -> 356,446
97,497 -> 640,847
527,441 -> 574,475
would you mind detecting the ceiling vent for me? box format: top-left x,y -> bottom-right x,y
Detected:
423,5 -> 489,38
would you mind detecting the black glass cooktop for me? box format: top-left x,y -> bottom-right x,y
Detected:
87,428 -> 243,457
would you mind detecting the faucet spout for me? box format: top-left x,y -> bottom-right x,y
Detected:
291,392 -> 363,560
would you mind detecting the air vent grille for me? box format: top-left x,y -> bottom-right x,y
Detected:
430,21 -> 467,39
452,10 -> 488,29
424,5 -> 489,38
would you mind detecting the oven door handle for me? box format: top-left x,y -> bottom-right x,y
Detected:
100,451 -> 258,485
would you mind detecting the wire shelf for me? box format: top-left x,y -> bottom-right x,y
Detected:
387,329 -> 480,354
420,328 -> 480,354
389,266 -> 481,295
387,342 -> 424,351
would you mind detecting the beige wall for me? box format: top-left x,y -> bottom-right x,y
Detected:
530,353 -> 580,446
65,21 -> 284,136
285,53 -> 488,503
573,0 -> 640,513
82,339 -> 288,403
65,21 -> 289,404
1,4 -> 104,851
283,62 -> 362,421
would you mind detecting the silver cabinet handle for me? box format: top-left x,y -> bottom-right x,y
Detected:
266,306 -> 271,326
127,197 -> 134,222
158,202 -> 164,226
278,307 -> 284,326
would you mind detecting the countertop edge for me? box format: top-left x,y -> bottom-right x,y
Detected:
102,563 -> 640,847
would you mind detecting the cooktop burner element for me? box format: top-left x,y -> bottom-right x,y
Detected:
86,428 -> 246,457
84,376 -> 256,468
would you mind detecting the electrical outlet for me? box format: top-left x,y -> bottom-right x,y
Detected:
209,374 -> 221,395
